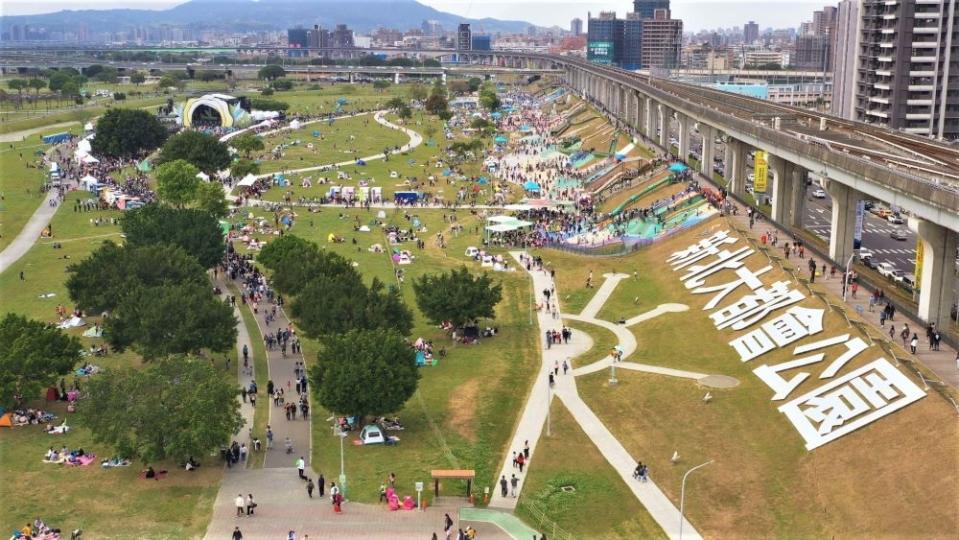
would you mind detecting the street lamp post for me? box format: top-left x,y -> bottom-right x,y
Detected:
338,430 -> 347,496
679,460 -> 714,540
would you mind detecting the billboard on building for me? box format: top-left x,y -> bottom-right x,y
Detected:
587,41 -> 615,65
753,151 -> 768,193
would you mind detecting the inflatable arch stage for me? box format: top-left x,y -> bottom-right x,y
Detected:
177,94 -> 252,129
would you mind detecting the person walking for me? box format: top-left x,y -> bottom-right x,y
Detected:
306,477 -> 315,498
246,493 -> 256,516
296,456 -> 306,479
910,333 -> 919,354
235,494 -> 245,517
510,474 -> 519,497
232,526 -> 243,540
318,473 -> 326,497
499,475 -> 508,497
523,440 -> 530,459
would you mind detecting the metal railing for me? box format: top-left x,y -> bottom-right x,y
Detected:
516,500 -> 575,540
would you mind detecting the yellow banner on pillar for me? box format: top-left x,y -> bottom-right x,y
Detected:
754,150 -> 768,193
914,239 -> 923,292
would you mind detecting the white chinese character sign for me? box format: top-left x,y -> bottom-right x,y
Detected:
668,231 -> 926,451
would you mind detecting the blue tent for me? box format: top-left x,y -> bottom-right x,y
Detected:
477,176 -> 489,185
668,163 -> 689,173
491,112 -> 502,119
494,135 -> 508,144
523,180 -> 541,192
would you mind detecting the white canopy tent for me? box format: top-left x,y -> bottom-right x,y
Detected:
196,171 -> 211,181
237,174 -> 258,187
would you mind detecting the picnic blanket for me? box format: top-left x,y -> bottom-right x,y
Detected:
65,454 -> 96,467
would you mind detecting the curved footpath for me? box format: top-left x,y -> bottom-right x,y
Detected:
0,190 -> 60,274
488,254 -> 704,539
248,111 -> 423,182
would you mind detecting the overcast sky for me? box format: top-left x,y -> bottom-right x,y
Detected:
1,0 -> 832,32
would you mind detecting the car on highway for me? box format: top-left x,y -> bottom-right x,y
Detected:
862,257 -> 878,269
858,248 -> 875,260
812,188 -> 826,198
876,262 -> 898,279
890,269 -> 905,283
890,229 -> 908,241
887,214 -> 904,224
901,274 -> 916,291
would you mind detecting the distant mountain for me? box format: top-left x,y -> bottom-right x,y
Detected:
0,0 -> 536,37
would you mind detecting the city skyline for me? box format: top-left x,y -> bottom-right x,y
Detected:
1,0 -> 851,32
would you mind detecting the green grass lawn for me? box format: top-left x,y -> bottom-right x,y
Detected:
231,206 -> 539,504
516,402 -> 667,540
0,134 -> 80,251
572,223 -> 959,538
256,114 -> 409,175
226,281 -> 270,469
562,320 -> 618,369
255,110 -> 517,206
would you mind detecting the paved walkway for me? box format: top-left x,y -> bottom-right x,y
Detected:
488,253 -> 703,539
0,121 -> 79,143
203,469 -> 505,540
241,286 -> 311,469
579,272 -> 628,319
215,274 -> 257,438
0,190 -> 60,274
248,111 -> 423,182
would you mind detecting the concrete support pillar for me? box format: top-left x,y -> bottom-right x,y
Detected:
658,105 -> 669,149
727,139 -> 747,198
348,71 -> 354,84
393,72 -> 400,84
699,125 -> 715,178
768,155 -> 788,223
908,218 -> 958,325
678,114 -> 691,162
644,97 -> 654,138
823,179 -> 860,265
787,165 -> 807,229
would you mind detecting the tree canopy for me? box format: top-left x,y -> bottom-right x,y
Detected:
66,241 -> 207,313
195,180 -> 229,219
105,283 -> 237,360
309,329 -> 419,420
158,130 -> 232,174
258,64 -> 286,81
408,83 -> 428,102
91,108 -> 168,158
230,158 -> 260,179
413,266 -> 503,328
229,132 -> 265,158
0,314 -> 82,406
156,159 -> 201,208
479,84 -> 501,112
78,356 -> 243,463
122,205 -> 225,268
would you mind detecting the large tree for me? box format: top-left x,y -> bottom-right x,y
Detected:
156,159 -> 201,208
91,108 -> 168,158
106,283 -> 237,360
7,79 -> 27,108
229,132 -> 264,158
290,273 -> 369,337
66,242 -> 207,314
309,330 -> 419,420
413,266 -> 503,328
258,64 -> 286,81
158,131 -> 231,174
0,314 -> 82,406
195,180 -> 229,218
479,84 -> 501,112
122,205 -> 225,268
78,356 -> 243,463
230,158 -> 260,179
258,237 -> 354,296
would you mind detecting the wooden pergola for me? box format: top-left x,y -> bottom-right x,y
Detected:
431,469 -> 475,498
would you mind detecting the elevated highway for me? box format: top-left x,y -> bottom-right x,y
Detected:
6,47 -> 958,325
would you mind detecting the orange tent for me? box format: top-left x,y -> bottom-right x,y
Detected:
0,413 -> 13,428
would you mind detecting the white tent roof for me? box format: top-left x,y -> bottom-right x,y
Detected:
80,174 -> 99,185
84,122 -> 95,131
196,171 -> 210,181
487,215 -> 517,223
81,154 -> 99,164
237,174 -> 258,187
289,119 -> 301,130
